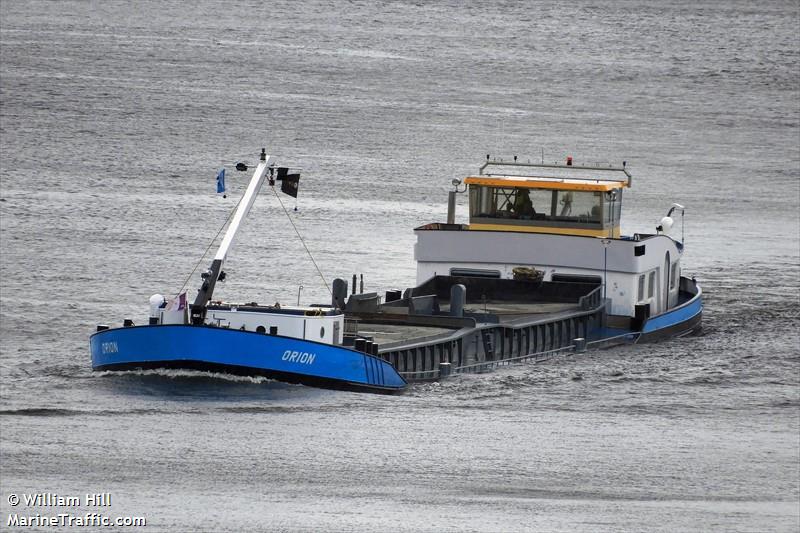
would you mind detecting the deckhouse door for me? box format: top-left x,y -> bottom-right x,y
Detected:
663,252 -> 671,312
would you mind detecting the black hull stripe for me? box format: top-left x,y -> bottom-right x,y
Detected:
639,311 -> 703,342
94,360 -> 404,395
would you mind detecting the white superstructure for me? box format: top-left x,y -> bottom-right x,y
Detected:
415,158 -> 687,320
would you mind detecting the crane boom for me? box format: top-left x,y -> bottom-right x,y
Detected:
190,148 -> 274,324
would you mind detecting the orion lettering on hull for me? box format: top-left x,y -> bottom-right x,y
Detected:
281,350 -> 316,365
101,342 -> 118,354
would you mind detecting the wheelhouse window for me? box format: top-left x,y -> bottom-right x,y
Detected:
469,185 -> 603,224
556,190 -> 603,222
647,271 -> 656,298
603,189 -> 623,225
470,186 -> 529,218
670,263 -> 679,289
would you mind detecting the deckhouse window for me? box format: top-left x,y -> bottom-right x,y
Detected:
494,188 -> 520,213
469,185 -> 604,225
603,189 -> 623,225
647,271 -> 656,298
556,190 -> 603,222
637,274 -> 645,302
469,186 -> 544,219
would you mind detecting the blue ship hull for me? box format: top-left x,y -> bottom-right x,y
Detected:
89,282 -> 701,392
639,280 -> 703,340
90,325 -> 407,393
597,282 -> 703,344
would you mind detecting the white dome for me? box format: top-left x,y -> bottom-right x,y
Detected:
149,294 -> 165,317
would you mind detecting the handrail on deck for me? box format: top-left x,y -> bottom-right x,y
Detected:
586,331 -> 641,346
578,285 -> 603,310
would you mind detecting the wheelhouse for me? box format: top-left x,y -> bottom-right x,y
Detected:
465,160 -> 631,238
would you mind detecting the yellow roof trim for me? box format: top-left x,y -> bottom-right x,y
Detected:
465,176 -> 625,192
468,223 -> 620,238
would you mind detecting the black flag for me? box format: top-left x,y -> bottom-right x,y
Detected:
280,173 -> 300,197
276,167 -> 300,198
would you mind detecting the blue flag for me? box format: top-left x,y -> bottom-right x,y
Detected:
216,169 -> 225,194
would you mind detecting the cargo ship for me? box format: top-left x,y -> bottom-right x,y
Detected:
90,149 -> 702,393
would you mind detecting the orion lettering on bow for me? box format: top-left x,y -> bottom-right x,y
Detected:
282,350 -> 316,365
101,342 -> 119,354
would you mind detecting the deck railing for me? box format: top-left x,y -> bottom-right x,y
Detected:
578,285 -> 603,310
586,331 -> 641,348
453,344 -> 576,373
380,283 -> 609,382
397,344 -> 579,380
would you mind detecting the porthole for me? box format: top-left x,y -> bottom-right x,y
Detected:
256,325 -> 266,333
320,326 -> 325,338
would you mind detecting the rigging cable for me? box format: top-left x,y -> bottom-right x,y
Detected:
270,185 -> 332,295
175,195 -> 244,299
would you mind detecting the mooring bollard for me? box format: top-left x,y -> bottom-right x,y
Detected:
354,338 -> 367,352
450,284 -> 466,317
439,362 -> 452,378
332,278 -> 348,309
573,337 -> 587,353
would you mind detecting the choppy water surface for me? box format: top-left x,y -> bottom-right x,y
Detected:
1,1 -> 798,531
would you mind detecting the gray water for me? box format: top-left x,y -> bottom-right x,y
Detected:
1,1 -> 798,531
